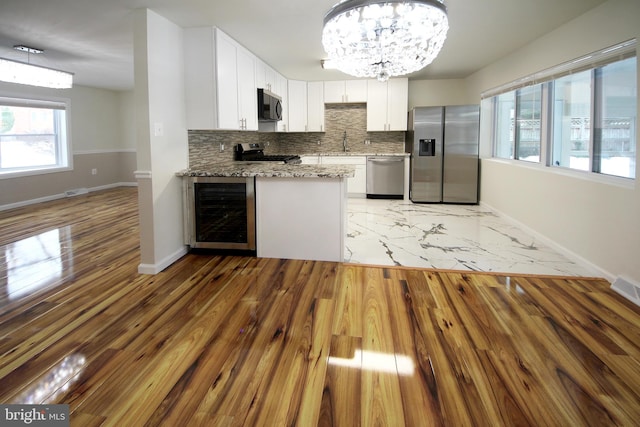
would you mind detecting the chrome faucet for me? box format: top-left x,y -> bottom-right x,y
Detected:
343,130 -> 349,152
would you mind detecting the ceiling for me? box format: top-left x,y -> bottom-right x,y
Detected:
0,0 -> 607,91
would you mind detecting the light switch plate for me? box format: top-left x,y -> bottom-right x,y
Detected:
153,122 -> 164,137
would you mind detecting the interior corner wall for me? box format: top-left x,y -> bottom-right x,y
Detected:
133,8 -> 189,274
464,0 -> 640,284
0,82 -> 136,209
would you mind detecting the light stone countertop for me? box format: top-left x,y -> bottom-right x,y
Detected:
300,152 -> 410,157
177,161 -> 355,179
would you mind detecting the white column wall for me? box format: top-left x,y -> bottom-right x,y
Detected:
134,9 -> 189,274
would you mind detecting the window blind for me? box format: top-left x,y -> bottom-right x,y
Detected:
481,39 -> 637,99
0,96 -> 67,110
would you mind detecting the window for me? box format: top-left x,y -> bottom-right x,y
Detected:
494,92 -> 514,159
0,96 -> 70,176
493,84 -> 543,162
487,40 -> 637,180
516,84 -> 543,162
551,70 -> 592,171
594,57 -> 636,178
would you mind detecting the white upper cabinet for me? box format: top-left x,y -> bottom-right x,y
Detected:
366,78 -> 408,131
287,80 -> 308,132
255,60 -> 278,93
216,30 -> 257,131
285,81 -> 325,133
184,27 -> 257,130
184,27 -> 217,129
307,82 -> 325,132
324,80 -> 367,103
235,45 -> 258,131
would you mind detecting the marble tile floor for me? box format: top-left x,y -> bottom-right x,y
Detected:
345,198 -> 597,277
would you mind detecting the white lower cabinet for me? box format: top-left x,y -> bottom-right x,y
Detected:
255,177 -> 347,262
320,156 -> 366,197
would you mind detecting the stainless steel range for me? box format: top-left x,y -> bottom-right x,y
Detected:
234,142 -> 301,164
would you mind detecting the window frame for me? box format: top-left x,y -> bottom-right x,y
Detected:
0,93 -> 73,179
485,39 -> 637,182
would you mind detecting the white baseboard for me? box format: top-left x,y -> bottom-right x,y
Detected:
138,246 -> 188,275
0,182 -> 138,212
479,201 -> 613,281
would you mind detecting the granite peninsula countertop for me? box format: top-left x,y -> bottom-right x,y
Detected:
177,161 -> 355,179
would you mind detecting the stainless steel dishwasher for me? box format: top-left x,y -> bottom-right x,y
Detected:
366,156 -> 405,199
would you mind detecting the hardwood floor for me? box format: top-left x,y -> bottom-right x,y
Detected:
1,187 -> 640,426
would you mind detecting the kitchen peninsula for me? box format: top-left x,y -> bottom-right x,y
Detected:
177,161 -> 355,262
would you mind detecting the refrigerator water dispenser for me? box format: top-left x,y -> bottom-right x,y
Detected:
419,139 -> 436,156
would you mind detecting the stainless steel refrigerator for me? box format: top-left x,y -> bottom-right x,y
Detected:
405,105 -> 480,203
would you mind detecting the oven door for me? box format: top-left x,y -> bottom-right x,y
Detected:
185,176 -> 256,250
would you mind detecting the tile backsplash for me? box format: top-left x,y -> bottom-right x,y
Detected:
188,103 -> 406,167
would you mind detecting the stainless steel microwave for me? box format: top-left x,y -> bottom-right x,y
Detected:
257,88 -> 282,121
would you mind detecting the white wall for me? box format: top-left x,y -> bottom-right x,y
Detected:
463,0 -> 640,284
0,82 -> 137,208
408,79 -> 472,109
117,90 -> 137,151
133,9 -> 189,274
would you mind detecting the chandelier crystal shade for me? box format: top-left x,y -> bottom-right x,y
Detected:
0,57 -> 73,89
322,0 -> 448,81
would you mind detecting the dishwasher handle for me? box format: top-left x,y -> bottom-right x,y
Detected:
367,157 -> 405,163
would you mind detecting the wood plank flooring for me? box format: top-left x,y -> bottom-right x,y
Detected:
1,187 -> 640,426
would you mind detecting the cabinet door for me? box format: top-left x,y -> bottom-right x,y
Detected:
350,164 -> 367,194
276,74 -> 289,132
265,65 -> 277,93
321,156 -> 366,196
324,81 -> 345,103
237,46 -> 257,130
366,78 -> 408,131
215,31 -> 240,130
324,80 -> 368,103
345,80 -> 367,103
288,80 -> 308,132
307,82 -> 325,132
387,78 -> 408,131
255,60 -> 266,91
184,27 -> 216,129
366,80 -> 388,131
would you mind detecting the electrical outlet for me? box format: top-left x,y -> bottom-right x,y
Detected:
220,143 -> 225,152
91,168 -> 97,175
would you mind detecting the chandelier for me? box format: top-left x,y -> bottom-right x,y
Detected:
0,45 -> 73,89
322,0 -> 449,82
